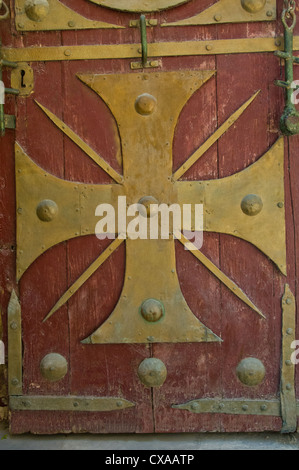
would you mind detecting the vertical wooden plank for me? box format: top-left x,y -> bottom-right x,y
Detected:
60,41 -> 154,431
153,47 -> 222,431
216,51 -> 283,432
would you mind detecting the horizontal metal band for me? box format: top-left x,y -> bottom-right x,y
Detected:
173,399 -> 282,416
3,36 -> 298,63
9,396 -> 299,416
10,395 -> 135,412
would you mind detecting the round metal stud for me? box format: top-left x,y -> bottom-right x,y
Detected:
241,194 -> 263,216
140,298 -> 165,323
138,196 -> 159,218
36,199 -> 58,222
137,358 -> 167,387
25,0 -> 50,22
135,93 -> 157,116
241,0 -> 266,13
236,357 -> 265,386
40,353 -> 68,382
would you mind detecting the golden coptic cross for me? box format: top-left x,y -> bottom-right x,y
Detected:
15,70 -> 286,344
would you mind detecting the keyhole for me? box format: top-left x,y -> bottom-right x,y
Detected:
20,70 -> 26,88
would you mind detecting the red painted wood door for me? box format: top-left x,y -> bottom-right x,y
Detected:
0,0 -> 298,434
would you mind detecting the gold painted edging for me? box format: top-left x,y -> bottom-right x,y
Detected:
3,36 -> 296,63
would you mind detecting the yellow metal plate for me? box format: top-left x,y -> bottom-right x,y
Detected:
16,70 -> 286,344
162,0 -> 276,26
176,138 -> 286,275
15,0 -> 123,31
88,0 -> 189,12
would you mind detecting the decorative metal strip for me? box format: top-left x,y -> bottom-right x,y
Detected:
10,395 -> 135,412
7,290 -> 22,396
2,36 -> 294,63
280,284 -> 297,433
15,0 -> 123,31
172,398 -> 281,416
162,0 -> 276,27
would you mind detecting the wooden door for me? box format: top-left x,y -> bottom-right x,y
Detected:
0,0 -> 298,434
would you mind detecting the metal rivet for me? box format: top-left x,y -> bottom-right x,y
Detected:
236,357 -> 265,386
138,195 -> 159,218
286,383 -> 292,391
242,404 -> 249,411
214,14 -> 222,21
135,93 -> 157,116
191,402 -> 200,411
116,401 -> 123,408
266,10 -> 273,17
286,328 -> 293,335
241,0 -> 266,13
206,45 -> 213,51
10,321 -> 18,330
64,49 -> 72,57
40,353 -> 68,382
277,202 -> 284,208
73,401 -> 79,407
137,358 -> 167,388
285,359 -> 292,366
260,404 -> 268,411
36,199 -> 58,222
68,21 -> 75,27
24,0 -> 50,22
286,298 -> 292,305
11,378 -> 19,386
140,299 -> 164,323
218,403 -> 225,410
241,194 -> 263,216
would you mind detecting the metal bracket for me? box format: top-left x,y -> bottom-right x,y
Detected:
129,18 -> 158,27
130,15 -> 160,70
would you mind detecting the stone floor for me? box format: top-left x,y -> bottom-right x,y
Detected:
1,423 -> 299,450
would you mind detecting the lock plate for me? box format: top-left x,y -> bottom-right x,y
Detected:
10,63 -> 34,97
